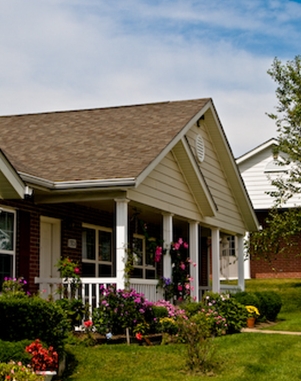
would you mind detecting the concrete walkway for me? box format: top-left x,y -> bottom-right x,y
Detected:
241,327 -> 301,335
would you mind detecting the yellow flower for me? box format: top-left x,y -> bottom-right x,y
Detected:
246,305 -> 260,317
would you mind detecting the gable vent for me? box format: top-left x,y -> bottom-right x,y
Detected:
195,134 -> 205,163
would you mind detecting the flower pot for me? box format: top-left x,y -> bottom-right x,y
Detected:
247,317 -> 256,328
36,370 -> 57,381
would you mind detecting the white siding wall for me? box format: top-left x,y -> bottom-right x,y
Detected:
238,147 -> 301,210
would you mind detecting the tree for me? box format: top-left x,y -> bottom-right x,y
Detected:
267,56 -> 301,205
249,56 -> 301,260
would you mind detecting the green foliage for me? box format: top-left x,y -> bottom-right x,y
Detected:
255,291 -> 282,322
176,315 -> 215,373
267,56 -> 301,205
181,301 -> 202,317
0,340 -> 32,364
248,208 -> 301,260
233,290 -> 282,322
0,297 -> 69,352
203,292 -> 248,333
55,298 -> 87,328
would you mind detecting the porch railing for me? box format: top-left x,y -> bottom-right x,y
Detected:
34,277 -> 163,310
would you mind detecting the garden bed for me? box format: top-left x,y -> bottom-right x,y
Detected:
73,332 -> 163,345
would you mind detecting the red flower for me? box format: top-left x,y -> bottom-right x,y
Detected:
74,267 -> 80,274
84,320 -> 93,328
135,332 -> 143,340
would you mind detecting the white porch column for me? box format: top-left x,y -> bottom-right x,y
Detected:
244,232 -> 251,280
162,213 -> 173,280
211,228 -> 220,293
237,234 -> 245,291
115,198 -> 129,290
189,221 -> 199,302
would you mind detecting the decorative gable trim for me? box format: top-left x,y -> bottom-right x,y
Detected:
172,138 -> 217,217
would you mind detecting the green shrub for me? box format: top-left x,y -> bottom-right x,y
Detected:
255,291 -> 282,321
152,305 -> 169,319
0,339 -> 31,364
55,298 -> 87,328
233,291 -> 265,321
182,301 -> 203,317
177,314 -> 215,373
0,296 -> 69,352
203,292 -> 248,333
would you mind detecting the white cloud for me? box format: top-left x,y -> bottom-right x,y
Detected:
0,0 -> 298,157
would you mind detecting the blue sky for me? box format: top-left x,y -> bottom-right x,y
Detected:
1,0 -> 301,156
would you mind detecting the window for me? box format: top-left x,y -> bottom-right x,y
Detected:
82,225 -> 114,277
0,209 -> 15,286
132,234 -> 156,279
221,236 -> 236,257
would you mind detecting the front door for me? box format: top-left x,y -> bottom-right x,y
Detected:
40,216 -> 61,279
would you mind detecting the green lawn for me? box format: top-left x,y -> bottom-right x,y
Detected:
245,278 -> 301,332
61,279 -> 301,381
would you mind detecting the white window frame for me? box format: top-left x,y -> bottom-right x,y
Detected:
82,223 -> 113,277
0,207 -> 16,279
132,233 -> 156,279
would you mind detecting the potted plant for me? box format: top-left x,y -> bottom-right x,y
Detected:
245,305 -> 260,328
25,339 -> 58,381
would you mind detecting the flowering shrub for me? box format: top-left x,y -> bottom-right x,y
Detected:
56,257 -> 81,298
0,277 -> 29,298
25,339 -> 58,372
203,292 -> 248,333
92,286 -> 155,335
0,361 -> 43,381
56,257 -> 80,280
153,300 -> 186,319
156,238 -> 196,302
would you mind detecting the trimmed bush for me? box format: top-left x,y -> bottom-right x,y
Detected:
0,296 -> 69,351
0,339 -> 32,364
255,291 -> 282,322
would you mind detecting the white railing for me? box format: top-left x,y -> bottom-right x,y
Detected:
34,277 -> 163,307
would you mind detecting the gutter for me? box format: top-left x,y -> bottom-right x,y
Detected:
19,172 -> 137,191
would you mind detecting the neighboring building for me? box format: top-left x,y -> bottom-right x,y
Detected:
0,98 -> 258,301
237,138 -> 301,278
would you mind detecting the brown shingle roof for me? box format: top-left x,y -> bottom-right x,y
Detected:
0,98 -> 210,182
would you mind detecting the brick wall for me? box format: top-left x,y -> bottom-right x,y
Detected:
0,199 -> 114,293
250,210 -> 301,279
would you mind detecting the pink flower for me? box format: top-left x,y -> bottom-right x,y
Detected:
74,267 -> 80,274
185,283 -> 190,290
178,238 -> 183,245
178,285 -> 183,291
183,242 -> 189,249
154,246 -> 163,262
174,242 -> 180,250
180,262 -> 185,270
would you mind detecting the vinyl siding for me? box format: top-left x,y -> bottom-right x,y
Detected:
238,147 -> 301,209
128,151 -> 202,221
186,113 -> 245,235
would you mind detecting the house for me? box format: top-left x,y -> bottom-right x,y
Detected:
0,98 -> 258,302
237,138 -> 301,278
